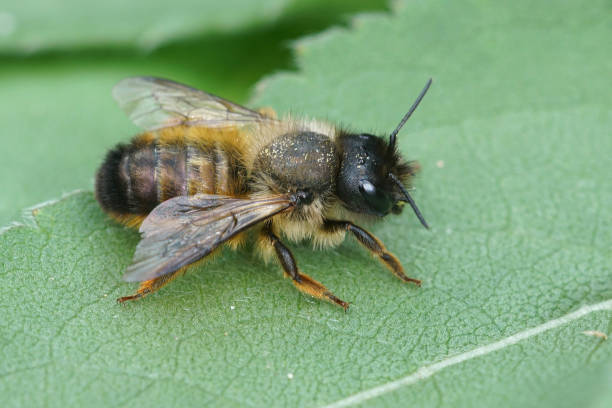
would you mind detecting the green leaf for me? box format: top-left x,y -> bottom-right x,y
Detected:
2,1 -> 611,407
0,0 -> 290,52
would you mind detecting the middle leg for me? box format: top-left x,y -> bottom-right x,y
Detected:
258,225 -> 349,310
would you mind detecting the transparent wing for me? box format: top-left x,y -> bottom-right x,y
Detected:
123,194 -> 294,282
113,76 -> 274,130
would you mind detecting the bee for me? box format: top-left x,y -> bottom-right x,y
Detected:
95,76 -> 432,310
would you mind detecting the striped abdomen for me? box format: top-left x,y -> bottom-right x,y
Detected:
95,126 -> 248,220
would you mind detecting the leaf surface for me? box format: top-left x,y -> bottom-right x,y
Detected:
1,1 -> 611,407
0,0 -> 289,52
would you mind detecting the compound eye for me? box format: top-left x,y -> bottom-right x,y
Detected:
359,179 -> 376,195
358,180 -> 392,215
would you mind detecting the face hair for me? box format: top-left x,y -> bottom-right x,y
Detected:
388,78 -> 433,151
388,173 -> 429,229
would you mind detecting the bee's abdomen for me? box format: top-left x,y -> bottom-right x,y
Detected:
95,128 -> 247,217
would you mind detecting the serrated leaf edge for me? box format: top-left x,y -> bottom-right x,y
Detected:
249,3 -> 399,105
0,189 -> 87,235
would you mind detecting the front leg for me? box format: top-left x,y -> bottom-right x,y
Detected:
323,220 -> 421,285
259,225 -> 349,310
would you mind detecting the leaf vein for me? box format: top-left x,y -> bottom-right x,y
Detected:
319,299 -> 612,408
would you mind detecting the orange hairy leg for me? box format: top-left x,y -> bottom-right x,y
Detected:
117,233 -> 245,303
117,268 -> 184,303
323,220 -> 421,285
259,225 -> 348,310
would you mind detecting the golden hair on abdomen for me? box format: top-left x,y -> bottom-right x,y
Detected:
95,126 -> 249,226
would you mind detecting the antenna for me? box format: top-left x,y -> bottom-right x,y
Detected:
388,78 -> 432,151
389,173 -> 429,229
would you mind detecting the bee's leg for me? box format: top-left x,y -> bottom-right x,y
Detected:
116,235 -> 241,303
323,220 -> 421,285
259,227 -> 349,310
117,268 -> 183,303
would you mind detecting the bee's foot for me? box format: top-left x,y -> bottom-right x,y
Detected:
292,272 -> 349,310
398,274 -> 422,286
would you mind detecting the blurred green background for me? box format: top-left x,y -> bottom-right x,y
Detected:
0,0 -> 387,227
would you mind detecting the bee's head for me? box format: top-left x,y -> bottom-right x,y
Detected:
335,79 -> 432,229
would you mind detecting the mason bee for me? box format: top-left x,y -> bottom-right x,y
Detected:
95,77 -> 432,309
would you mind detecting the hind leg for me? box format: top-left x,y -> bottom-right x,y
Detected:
116,234 -> 244,303
117,268 -> 184,303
